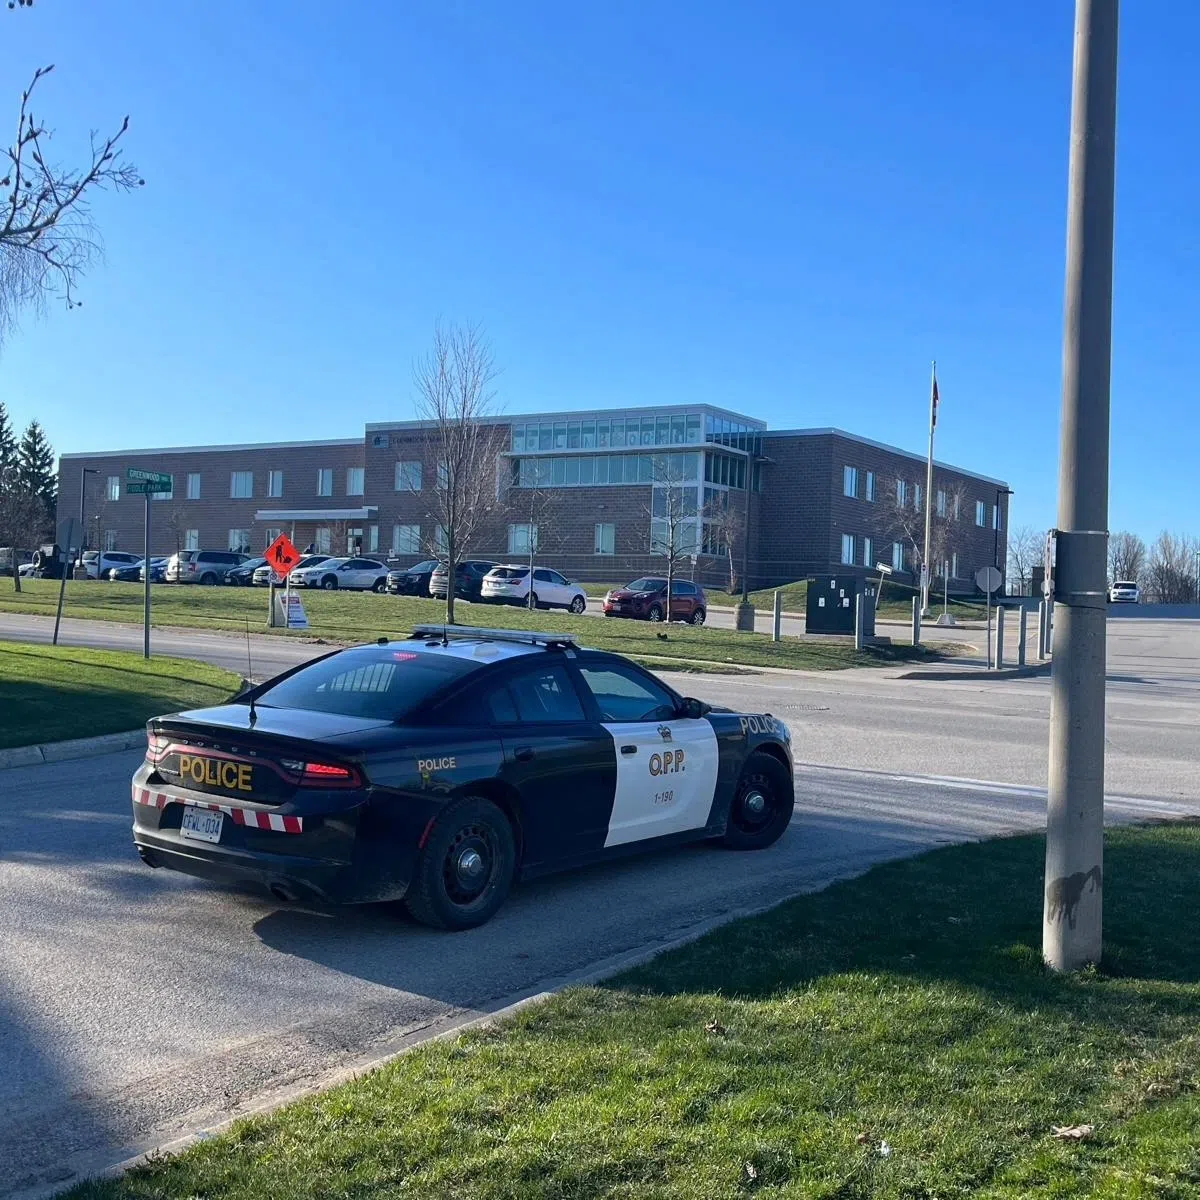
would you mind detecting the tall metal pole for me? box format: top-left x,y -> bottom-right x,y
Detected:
143,492 -> 152,659
1043,0 -> 1119,973
921,362 -> 937,614
78,465 -> 87,562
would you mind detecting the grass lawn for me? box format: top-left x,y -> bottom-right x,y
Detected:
0,641 -> 243,748
0,580 -> 949,673
65,823 -> 1200,1199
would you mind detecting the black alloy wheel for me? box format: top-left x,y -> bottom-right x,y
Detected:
721,752 -> 794,851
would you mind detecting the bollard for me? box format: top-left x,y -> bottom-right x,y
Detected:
268,580 -> 278,627
1018,606 -> 1028,667
995,606 -> 1006,669
772,589 -> 782,642
911,596 -> 921,647
1038,599 -> 1047,660
1046,603 -> 1054,655
855,593 -> 865,651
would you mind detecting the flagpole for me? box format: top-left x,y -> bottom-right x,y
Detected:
921,361 -> 937,615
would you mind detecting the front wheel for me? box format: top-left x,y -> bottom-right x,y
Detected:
648,604 -> 664,622
528,592 -> 540,610
691,608 -> 706,626
405,796 -> 516,930
721,752 -> 794,851
321,576 -> 338,590
569,595 -> 586,615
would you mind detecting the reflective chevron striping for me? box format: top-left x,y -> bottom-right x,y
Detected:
132,785 -> 303,833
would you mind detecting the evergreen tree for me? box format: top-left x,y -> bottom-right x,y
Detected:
16,421 -> 56,528
0,401 -> 16,487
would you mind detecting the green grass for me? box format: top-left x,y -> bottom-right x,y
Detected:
64,823 -> 1200,1199
0,580 -> 947,673
0,640 -> 243,748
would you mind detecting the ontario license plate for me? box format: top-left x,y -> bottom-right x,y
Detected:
180,806 -> 224,844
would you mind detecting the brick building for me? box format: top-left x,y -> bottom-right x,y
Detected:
56,404 -> 1009,593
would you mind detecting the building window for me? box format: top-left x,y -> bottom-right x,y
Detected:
317,468 -> 333,497
315,526 -> 331,554
862,537 -> 873,568
393,524 -> 421,554
865,471 -> 876,502
346,467 -> 365,496
951,552 -> 960,579
508,523 -> 538,555
395,461 -> 422,492
230,471 -> 253,499
346,527 -> 364,554
994,504 -> 1002,531
267,470 -> 284,498
263,527 -> 282,548
436,463 -> 449,491
896,480 -> 909,507
976,500 -> 987,527
105,476 -> 120,502
841,534 -> 856,565
368,525 -> 379,553
228,529 -> 251,554
914,484 -> 923,512
843,466 -> 858,499
594,523 -> 615,555
186,472 -> 201,500
936,489 -> 947,518
434,524 -> 449,555
185,529 -> 200,551
892,542 -> 905,572
103,529 -> 118,551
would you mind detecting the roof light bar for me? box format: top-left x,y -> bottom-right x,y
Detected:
409,625 -> 579,648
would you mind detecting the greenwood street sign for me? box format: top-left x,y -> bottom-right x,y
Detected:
126,469 -> 173,495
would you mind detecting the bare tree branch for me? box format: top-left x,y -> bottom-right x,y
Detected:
0,64 -> 143,341
644,455 -> 699,619
1108,531 -> 1146,587
1006,525 -> 1041,595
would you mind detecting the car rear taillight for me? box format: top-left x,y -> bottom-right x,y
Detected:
279,758 -> 362,787
145,733 -> 169,765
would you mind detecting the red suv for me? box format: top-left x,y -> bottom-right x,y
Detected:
603,576 -> 707,625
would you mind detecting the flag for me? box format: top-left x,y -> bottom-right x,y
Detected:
930,369 -> 940,430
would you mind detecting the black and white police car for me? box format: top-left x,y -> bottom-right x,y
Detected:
132,626 -> 794,929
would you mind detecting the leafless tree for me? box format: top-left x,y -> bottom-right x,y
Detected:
160,503 -> 190,554
1145,531 -> 1198,604
0,465 -> 43,591
501,463 -> 566,609
1108,530 -> 1146,586
1006,525 -> 1041,596
413,321 -> 501,623
0,64 -> 143,342
645,455 -> 698,620
876,474 -> 967,593
702,489 -> 745,592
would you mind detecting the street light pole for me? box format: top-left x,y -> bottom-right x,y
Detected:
78,466 -> 98,563
1043,0 -> 1119,973
994,486 -> 1014,588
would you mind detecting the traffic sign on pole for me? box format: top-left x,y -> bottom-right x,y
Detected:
265,533 -> 303,578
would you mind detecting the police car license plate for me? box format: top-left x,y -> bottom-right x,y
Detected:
180,807 -> 224,844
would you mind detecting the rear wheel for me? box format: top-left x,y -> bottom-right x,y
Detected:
691,608 -> 706,626
322,576 -> 338,590
721,752 -> 793,851
372,578 -> 386,593
529,591 -> 540,610
405,797 -> 516,930
648,604 -> 664,622
200,572 -> 217,586
569,594 -> 586,614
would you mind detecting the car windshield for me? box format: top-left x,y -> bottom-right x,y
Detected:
1114,581 -> 1137,588
253,646 -> 479,720
489,567 -> 528,580
82,551 -> 99,562
626,577 -> 666,592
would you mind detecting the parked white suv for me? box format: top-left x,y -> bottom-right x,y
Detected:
481,564 -> 588,613
81,550 -> 142,580
291,556 -> 390,591
1109,580 -> 1140,604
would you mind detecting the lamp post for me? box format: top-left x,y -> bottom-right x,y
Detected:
78,467 -> 99,565
994,486 -> 1014,592
1193,548 -> 1199,605
735,449 -> 769,631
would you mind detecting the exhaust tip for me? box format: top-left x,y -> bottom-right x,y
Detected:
268,883 -> 297,903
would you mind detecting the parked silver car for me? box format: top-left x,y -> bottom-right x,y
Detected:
164,550 -> 248,585
252,553 -> 332,587
290,556 -> 390,591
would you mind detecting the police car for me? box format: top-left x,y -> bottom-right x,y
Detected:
131,626 -> 794,929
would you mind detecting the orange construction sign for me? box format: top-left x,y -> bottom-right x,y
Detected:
265,533 -> 303,578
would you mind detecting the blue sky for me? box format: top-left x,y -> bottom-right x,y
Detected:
0,1 -> 1194,537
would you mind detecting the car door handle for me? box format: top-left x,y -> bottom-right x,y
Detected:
514,746 -> 535,762
620,745 -> 638,755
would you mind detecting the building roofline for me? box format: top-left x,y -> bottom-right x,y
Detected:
59,437 -> 364,462
366,402 -> 764,433
763,427 -> 1010,489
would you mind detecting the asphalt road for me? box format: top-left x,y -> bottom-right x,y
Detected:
2,617 -> 1199,1194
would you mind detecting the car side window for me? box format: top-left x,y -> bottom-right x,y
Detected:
578,662 -> 678,723
549,571 -> 568,585
533,569 -> 552,583
507,664 -> 585,723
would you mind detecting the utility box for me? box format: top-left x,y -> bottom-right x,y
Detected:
806,574 -> 876,637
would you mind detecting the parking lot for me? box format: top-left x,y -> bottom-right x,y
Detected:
2,616 -> 1198,1193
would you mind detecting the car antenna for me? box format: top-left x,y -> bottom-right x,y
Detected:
245,618 -> 254,685
441,622 -> 449,647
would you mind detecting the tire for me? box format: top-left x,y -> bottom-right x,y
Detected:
648,604 -> 664,622
569,594 -> 586,615
200,573 -> 217,586
321,576 -> 338,590
529,591 -> 540,610
404,796 -> 516,930
691,608 -> 706,626
372,578 -> 386,593
721,752 -> 794,851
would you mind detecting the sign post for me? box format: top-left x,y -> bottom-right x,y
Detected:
127,470 -> 173,659
265,533 -> 307,630
975,564 -> 1003,668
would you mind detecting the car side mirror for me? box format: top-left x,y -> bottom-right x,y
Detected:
679,696 -> 710,720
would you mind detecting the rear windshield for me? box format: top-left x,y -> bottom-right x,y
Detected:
253,646 -> 478,720
490,567 -> 529,580
175,551 -> 198,562
627,577 -> 666,592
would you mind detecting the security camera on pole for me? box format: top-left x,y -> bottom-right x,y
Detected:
920,364 -> 939,615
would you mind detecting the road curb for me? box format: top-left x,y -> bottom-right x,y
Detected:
894,662 -> 1052,682
0,729 -> 146,770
